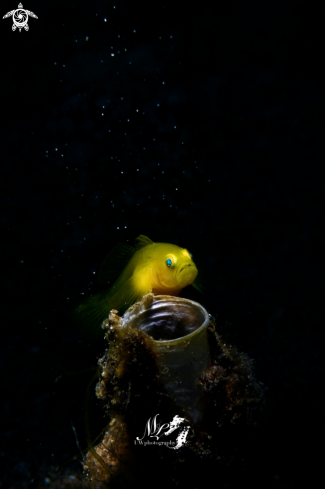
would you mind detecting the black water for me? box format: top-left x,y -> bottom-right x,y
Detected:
1,1 -> 324,488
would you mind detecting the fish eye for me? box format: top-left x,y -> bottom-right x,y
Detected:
189,251 -> 193,258
166,258 -> 172,267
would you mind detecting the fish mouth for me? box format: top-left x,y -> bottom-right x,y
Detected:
178,263 -> 192,275
177,263 -> 197,286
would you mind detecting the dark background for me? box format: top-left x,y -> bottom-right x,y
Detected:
1,0 -> 324,487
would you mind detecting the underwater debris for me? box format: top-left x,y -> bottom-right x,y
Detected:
83,294 -> 265,488
83,415 -> 134,488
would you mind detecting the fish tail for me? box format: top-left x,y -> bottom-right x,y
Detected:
72,269 -> 151,339
72,281 -> 136,339
72,289 -> 115,339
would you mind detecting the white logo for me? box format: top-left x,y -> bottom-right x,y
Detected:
135,414 -> 190,450
3,3 -> 38,32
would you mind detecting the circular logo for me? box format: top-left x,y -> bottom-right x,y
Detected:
13,8 -> 28,29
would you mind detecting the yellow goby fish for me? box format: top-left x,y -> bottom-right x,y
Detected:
75,235 -> 202,335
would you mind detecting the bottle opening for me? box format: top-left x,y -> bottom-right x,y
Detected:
132,296 -> 209,342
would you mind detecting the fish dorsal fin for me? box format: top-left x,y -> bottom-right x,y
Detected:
97,243 -> 136,286
134,235 -> 154,249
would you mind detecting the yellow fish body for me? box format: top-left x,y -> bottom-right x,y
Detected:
76,235 -> 201,336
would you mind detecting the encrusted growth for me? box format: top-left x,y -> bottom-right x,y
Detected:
84,303 -> 265,488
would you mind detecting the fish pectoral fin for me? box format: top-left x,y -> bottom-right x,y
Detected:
134,235 -> 154,249
97,243 -> 136,286
192,277 -> 205,294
